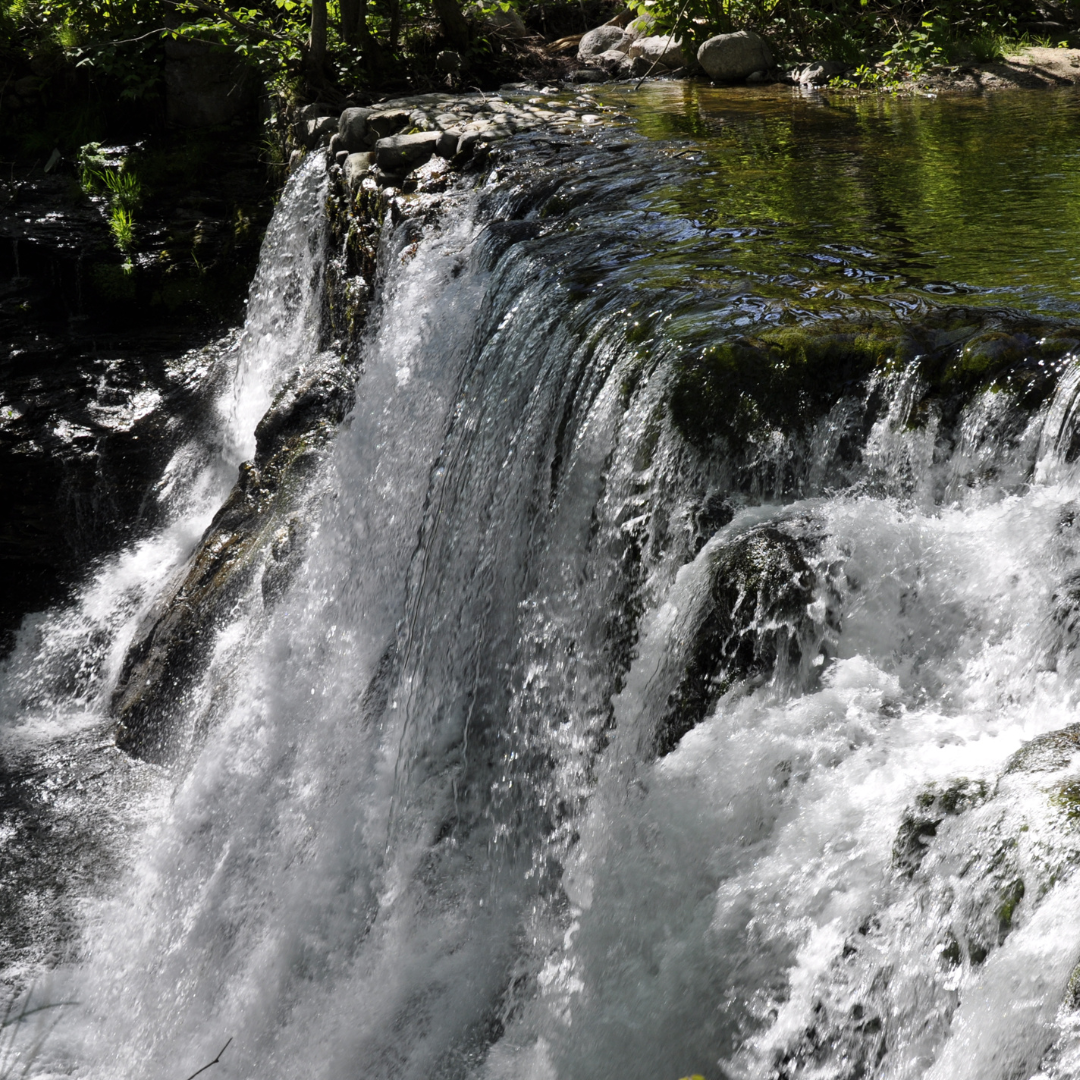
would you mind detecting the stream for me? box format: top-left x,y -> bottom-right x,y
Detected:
5,83 -> 1080,1080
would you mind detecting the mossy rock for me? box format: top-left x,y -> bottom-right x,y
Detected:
893,778 -> 989,877
1048,777 -> 1080,821
1065,963 -> 1080,1010
1004,724 -> 1080,775
918,321 -> 1076,411
112,355 -> 356,762
942,330 -> 1033,382
669,322 -> 910,449
655,524 -> 816,755
996,876 -> 1025,939
669,309 -> 1080,453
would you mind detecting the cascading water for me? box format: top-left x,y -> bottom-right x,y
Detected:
6,87 -> 1080,1080
0,155 -> 327,984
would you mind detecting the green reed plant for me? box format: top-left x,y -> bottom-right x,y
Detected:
110,204 -> 135,251
78,145 -> 142,254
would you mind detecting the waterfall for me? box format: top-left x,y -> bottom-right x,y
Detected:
5,121 -> 1080,1080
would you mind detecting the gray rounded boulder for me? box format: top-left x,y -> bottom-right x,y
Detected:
628,34 -> 686,71
697,30 -> 773,81
578,24 -> 628,59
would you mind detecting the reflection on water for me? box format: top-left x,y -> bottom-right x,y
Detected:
596,83 -> 1080,316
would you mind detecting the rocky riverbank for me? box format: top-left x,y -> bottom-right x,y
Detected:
0,129 -> 273,654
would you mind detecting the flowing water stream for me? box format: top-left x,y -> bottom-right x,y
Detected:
6,84 -> 1080,1080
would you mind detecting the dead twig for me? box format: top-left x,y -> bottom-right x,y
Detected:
183,1037 -> 233,1080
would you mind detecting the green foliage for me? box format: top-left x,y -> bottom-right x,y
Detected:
80,144 -> 142,253
627,0 -> 1040,72
110,205 -> 136,250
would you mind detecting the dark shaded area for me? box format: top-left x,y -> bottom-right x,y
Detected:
0,128 -> 274,655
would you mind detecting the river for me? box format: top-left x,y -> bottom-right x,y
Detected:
4,83 -> 1080,1080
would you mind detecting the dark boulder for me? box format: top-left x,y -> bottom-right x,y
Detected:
655,524 -> 818,754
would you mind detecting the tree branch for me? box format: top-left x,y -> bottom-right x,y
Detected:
183,1037 -> 233,1080
163,0 -> 294,45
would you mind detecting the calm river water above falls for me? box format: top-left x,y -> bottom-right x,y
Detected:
5,84 -> 1080,1080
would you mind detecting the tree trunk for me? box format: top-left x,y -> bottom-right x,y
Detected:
340,0 -> 361,43
307,0 -> 328,79
342,0 -> 388,80
432,0 -> 470,51
389,0 -> 402,51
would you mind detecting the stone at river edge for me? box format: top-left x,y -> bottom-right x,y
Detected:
338,107 -> 374,153
578,24 -> 629,60
628,34 -> 687,71
792,60 -> 849,85
697,30 -> 773,81
375,131 -> 441,172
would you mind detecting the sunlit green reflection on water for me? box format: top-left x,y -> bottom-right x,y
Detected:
594,82 -> 1080,318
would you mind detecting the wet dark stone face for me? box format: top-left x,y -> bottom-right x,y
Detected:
0,134 -> 272,654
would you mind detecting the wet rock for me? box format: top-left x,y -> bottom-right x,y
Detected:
627,34 -> 687,71
578,24 -> 628,59
1004,723 -> 1080,773
892,778 -> 989,876
374,168 -> 405,190
367,109 -> 412,141
697,30 -> 774,82
655,524 -> 818,754
692,490 -> 736,552
338,106 -> 375,152
343,151 -> 374,188
374,131 -> 441,173
112,353 -> 357,762
669,321 -> 903,448
791,60 -> 848,84
1066,964 -> 1080,1010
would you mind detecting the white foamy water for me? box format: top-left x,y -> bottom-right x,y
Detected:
6,146 -> 1080,1080
0,154 -> 328,1002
